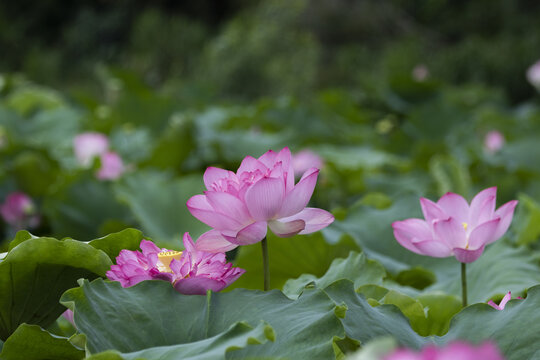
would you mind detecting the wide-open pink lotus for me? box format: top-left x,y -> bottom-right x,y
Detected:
187,147 -> 334,252
106,233 -> 245,295
385,341 -> 504,360
392,187 -> 517,263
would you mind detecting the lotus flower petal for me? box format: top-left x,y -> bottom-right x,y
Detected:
279,168 -> 319,217
244,177 -> 285,221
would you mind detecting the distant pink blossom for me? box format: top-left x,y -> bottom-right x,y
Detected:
96,152 -> 125,180
106,234 -> 245,295
73,132 -> 109,167
484,131 -> 505,154
0,192 -> 40,230
412,64 -> 429,82
62,310 -> 75,326
392,187 -> 518,263
526,60 -> 540,89
487,291 -> 523,310
187,147 -> 334,252
292,150 -> 323,178
385,341 -> 504,360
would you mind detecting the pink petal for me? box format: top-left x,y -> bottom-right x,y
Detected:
258,149 -> 279,168
237,156 -> 267,174
174,277 -> 227,295
487,300 -> 502,311
186,195 -> 244,230
492,200 -> 519,241
393,221 -> 428,254
278,168 -> 319,217
268,219 -> 305,237
432,217 -> 467,248
498,291 -> 512,309
244,177 -> 285,221
203,167 -> 231,190
278,207 -> 334,234
453,245 -> 486,263
467,218 -> 500,249
274,147 -> 295,191
420,198 -> 448,224
224,221 -> 268,245
96,152 -> 125,180
194,230 -> 238,253
74,132 -> 109,167
205,191 -> 251,225
469,187 -> 496,226
414,240 -> 452,257
139,239 -> 162,256
182,232 -> 196,253
437,193 -> 469,223
392,218 -> 432,240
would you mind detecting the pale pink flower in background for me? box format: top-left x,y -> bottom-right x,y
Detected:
73,132 -> 109,167
291,150 -> 323,178
384,341 -> 504,360
96,151 -> 125,180
484,131 -> 505,154
106,234 -> 245,295
487,291 -> 523,310
526,59 -> 540,89
392,187 -> 518,263
0,192 -> 40,230
187,147 -> 334,252
412,64 -> 429,82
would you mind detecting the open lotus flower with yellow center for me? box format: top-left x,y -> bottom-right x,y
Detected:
392,187 -> 518,263
106,233 -> 245,295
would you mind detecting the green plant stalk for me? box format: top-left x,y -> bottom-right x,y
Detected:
461,262 -> 468,307
262,237 -> 270,291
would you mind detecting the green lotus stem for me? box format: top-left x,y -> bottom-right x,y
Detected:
461,262 -> 468,307
262,236 -> 270,291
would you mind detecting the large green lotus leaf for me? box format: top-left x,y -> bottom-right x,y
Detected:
230,231 -> 360,291
322,280 -> 426,349
283,251 -> 386,298
0,237 -> 111,340
114,171 -> 209,247
0,324 -> 83,360
87,228 -> 145,261
85,322 -> 272,360
61,278 -> 345,359
512,193 -> 540,246
438,284 -> 540,360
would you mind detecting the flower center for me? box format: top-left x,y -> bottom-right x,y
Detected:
157,250 -> 183,273
462,222 -> 468,231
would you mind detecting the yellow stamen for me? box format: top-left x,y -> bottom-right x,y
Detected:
462,222 -> 468,231
157,250 -> 183,273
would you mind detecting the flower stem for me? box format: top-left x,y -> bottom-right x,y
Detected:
461,262 -> 468,308
261,236 -> 270,291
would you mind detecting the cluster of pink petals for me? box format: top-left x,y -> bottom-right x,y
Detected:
392,187 -> 518,263
487,291 -> 523,310
0,192 -> 40,230
484,131 -> 505,154
187,147 -> 334,252
526,59 -> 540,89
106,234 -> 245,295
385,341 -> 504,360
73,132 -> 125,180
291,150 -> 323,178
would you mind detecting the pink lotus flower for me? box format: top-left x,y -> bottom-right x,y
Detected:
96,152 -> 125,180
487,291 -> 523,310
291,150 -> 323,178
187,147 -> 334,252
526,60 -> 540,89
484,131 -> 505,154
106,233 -> 245,295
392,187 -> 518,263
0,192 -> 40,230
73,132 -> 109,167
385,341 -> 504,360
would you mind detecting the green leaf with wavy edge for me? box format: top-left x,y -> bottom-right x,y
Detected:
0,237 -> 111,340
230,232 -> 360,291
283,251 -> 386,298
87,228 -> 145,261
85,322 -> 272,360
61,278 -> 345,359
0,324 -> 83,360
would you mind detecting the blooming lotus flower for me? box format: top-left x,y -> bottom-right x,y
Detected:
106,233 -> 245,295
291,150 -> 323,178
96,152 -> 125,180
526,60 -> 540,89
484,131 -> 504,154
487,291 -> 523,310
392,187 -> 518,263
187,147 -> 334,252
0,192 -> 40,230
384,341 -> 504,360
74,132 -> 109,167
